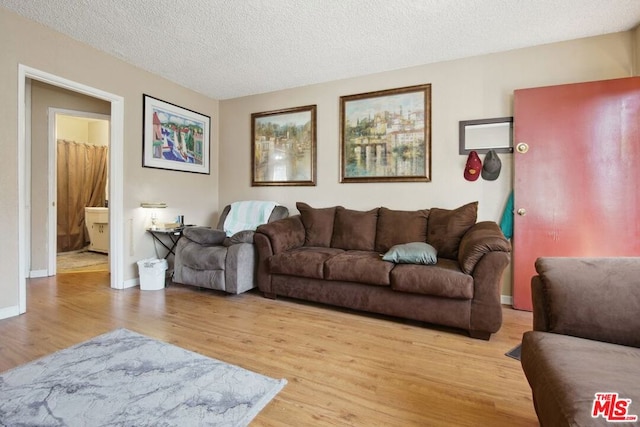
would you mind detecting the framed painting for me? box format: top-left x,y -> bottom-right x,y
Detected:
340,84 -> 431,183
251,105 -> 317,186
142,94 -> 211,174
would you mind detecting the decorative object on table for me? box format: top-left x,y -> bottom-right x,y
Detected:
142,94 -> 211,174
0,329 -> 286,427
458,116 -> 513,155
482,149 -> 502,180
340,84 -> 431,183
251,105 -> 317,186
140,201 -> 167,230
173,202 -> 289,294
464,150 -> 482,181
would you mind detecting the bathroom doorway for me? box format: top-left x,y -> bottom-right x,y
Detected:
50,111 -> 111,274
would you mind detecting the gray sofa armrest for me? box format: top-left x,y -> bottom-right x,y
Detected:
224,230 -> 255,246
458,221 -> 511,274
182,226 -> 226,245
533,257 -> 640,348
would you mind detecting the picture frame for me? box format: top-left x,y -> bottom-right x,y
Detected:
251,105 -> 317,186
340,84 -> 431,183
459,116 -> 513,155
142,94 -> 211,174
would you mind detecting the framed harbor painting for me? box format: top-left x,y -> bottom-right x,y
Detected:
142,94 -> 211,174
251,105 -> 317,186
340,84 -> 431,183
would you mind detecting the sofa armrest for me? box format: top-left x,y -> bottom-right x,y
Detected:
458,221 -> 511,274
533,257 -> 640,348
255,215 -> 305,254
224,230 -> 255,246
182,226 -> 226,245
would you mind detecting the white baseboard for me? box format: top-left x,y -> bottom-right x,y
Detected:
0,305 -> 20,320
123,278 -> 140,289
501,295 -> 513,306
29,269 -> 48,278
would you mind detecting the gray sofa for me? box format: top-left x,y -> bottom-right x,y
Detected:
173,204 -> 289,294
254,202 -> 511,339
521,257 -> 640,426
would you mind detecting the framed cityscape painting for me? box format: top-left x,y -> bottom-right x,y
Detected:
251,105 -> 317,186
142,94 -> 211,174
340,84 -> 431,183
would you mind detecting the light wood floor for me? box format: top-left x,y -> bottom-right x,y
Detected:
0,272 -> 539,426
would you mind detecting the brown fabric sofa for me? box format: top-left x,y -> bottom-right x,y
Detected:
254,201 -> 511,339
521,257 -> 640,426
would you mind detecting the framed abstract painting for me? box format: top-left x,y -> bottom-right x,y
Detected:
142,94 -> 211,174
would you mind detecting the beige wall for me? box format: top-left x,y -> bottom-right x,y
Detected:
0,7 -> 219,313
219,31 -> 634,298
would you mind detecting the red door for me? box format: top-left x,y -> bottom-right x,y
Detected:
513,77 -> 640,311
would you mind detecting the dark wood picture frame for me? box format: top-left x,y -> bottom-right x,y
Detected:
340,84 -> 431,183
251,105 -> 317,186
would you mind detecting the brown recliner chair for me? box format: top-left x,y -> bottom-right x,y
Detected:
173,203 -> 288,294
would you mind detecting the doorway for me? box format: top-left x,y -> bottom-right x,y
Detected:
50,111 -> 111,275
18,65 -> 125,315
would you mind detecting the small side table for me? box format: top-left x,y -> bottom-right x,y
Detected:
146,227 -> 184,259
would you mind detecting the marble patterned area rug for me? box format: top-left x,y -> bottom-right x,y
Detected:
0,329 -> 286,426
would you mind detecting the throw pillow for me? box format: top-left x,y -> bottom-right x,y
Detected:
296,202 -> 336,247
427,201 -> 478,260
331,206 -> 379,251
374,207 -> 430,253
382,242 -> 438,264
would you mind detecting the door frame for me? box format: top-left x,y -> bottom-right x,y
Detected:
18,64 -> 125,314
48,108 -> 111,275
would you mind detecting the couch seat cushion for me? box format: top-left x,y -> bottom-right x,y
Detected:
269,247 -> 344,279
522,331 -> 640,427
180,244 -> 227,271
324,251 -> 394,286
390,259 -> 473,299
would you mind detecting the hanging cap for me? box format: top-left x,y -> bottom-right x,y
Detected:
482,149 -> 502,181
464,151 -> 482,181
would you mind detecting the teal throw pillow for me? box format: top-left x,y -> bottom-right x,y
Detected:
382,242 -> 438,265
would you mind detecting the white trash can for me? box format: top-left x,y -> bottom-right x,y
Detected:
137,258 -> 168,291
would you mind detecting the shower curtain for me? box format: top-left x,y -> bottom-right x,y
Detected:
57,139 -> 108,253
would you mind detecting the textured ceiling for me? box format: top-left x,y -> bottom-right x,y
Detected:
2,0 -> 640,99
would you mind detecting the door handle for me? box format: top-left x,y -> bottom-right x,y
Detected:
517,208 -> 527,216
516,142 -> 529,154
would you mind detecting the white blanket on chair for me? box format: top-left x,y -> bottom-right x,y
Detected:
223,200 -> 278,237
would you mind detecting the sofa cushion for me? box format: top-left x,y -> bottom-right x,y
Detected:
390,259 -> 473,299
331,206 -> 379,251
324,251 -> 394,286
297,202 -> 336,247
268,247 -> 344,279
382,242 -> 437,265
427,202 -> 478,260
522,331 -> 640,427
374,207 -> 429,253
